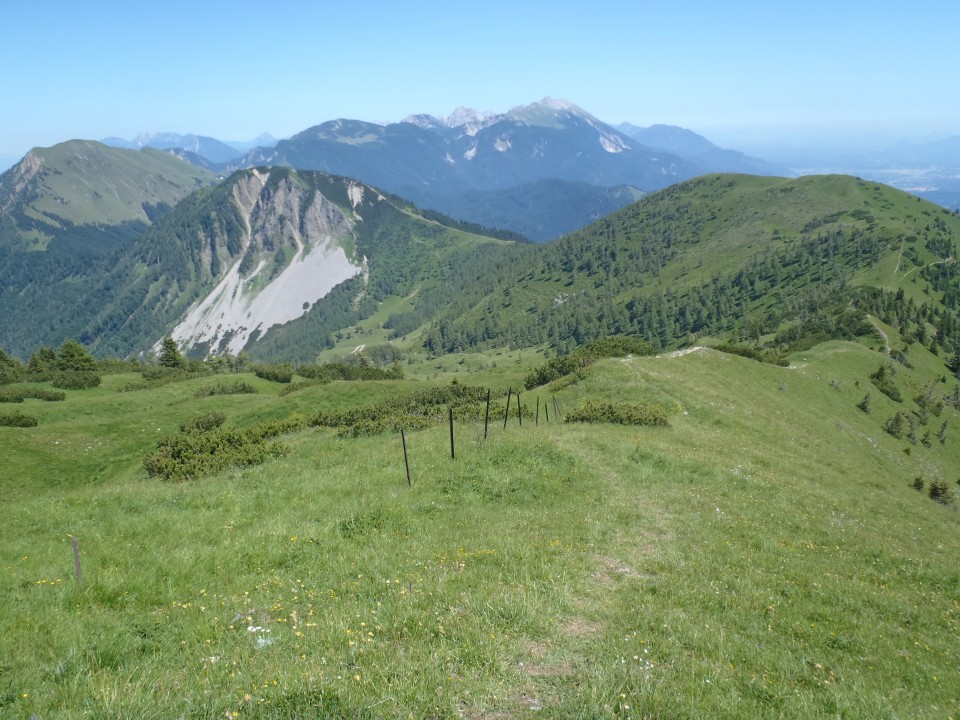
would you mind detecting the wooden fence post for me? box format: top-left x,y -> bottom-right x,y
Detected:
401,429 -> 412,486
449,407 -> 455,459
71,535 -> 82,586
536,396 -> 540,425
503,387 -> 512,430
484,388 -> 491,439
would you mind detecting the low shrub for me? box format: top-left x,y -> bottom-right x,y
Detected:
144,416 -> 303,481
883,411 -> 912,439
310,382 -> 501,436
193,381 -> 258,398
253,363 -> 294,383
279,379 -> 327,396
297,362 -> 404,382
0,387 -> 66,403
0,411 -> 39,427
141,366 -> 208,382
870,364 -> 902,402
180,411 -> 227,433
524,336 -> 654,390
928,481 -> 953,505
51,371 -> 101,390
565,401 -> 670,426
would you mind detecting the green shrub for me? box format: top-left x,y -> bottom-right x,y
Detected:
51,371 -> 101,390
870,364 -> 902,402
253,363 -> 294,383
524,336 -> 655,390
928,481 -> 953,505
180,411 -> 227,433
883,411 -> 911,439
193,381 -> 259,398
279,379 -> 327,396
310,382 -> 497,436
142,366 -> 199,382
143,416 -> 303,481
0,386 -> 67,403
0,411 -> 39,427
565,401 -> 670,426
296,362 -> 403,382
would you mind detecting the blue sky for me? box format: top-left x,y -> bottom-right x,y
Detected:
1,0 -> 957,164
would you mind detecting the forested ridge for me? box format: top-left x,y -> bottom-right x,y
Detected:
405,175 -> 960,357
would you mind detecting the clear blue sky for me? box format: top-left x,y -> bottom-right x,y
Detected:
1,0 -> 957,163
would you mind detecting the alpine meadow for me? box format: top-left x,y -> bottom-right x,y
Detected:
1,94 -> 959,719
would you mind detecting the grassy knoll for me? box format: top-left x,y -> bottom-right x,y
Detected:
1,345 -> 958,718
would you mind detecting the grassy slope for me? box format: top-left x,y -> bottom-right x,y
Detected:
1,337 -> 958,718
2,141 -> 214,242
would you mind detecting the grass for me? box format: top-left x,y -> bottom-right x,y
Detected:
2,343 -> 959,718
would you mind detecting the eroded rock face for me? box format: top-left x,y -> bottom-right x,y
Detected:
0,151 -> 43,214
170,169 -> 363,355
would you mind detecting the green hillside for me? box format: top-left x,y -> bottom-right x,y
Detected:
0,140 -> 214,250
0,329 -> 957,717
407,174 -> 960,356
0,142 -> 217,357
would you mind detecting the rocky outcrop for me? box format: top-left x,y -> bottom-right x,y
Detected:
170,169 -> 363,355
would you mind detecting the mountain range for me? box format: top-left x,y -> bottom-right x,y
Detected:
217,98 -> 779,240
2,98 -> 960,367
92,99 -> 780,241
102,132 -> 278,164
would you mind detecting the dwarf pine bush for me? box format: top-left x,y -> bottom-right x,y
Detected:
565,401 -> 670,426
0,411 -> 39,427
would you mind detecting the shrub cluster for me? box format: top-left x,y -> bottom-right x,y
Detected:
279,379 -> 326,397
869,364 -> 902,402
253,363 -> 294,383
0,411 -> 39,427
179,411 -> 227,433
50,371 -> 101,390
883,411 -> 912,439
524,336 -> 654,390
309,382 -> 499,437
144,417 -> 303,481
565,401 -> 670,426
928,480 -> 953,505
141,366 -> 209,382
297,362 -> 404,382
0,387 -> 66,403
713,343 -> 789,366
193,381 -> 259,398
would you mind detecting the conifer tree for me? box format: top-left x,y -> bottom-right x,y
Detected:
159,337 -> 186,369
56,340 -> 96,372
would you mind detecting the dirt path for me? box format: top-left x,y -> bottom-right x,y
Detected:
657,346 -> 707,359
868,316 -> 891,355
901,256 -> 954,279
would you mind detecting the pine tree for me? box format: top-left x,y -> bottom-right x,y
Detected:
159,337 -> 186,369
56,340 -> 96,372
